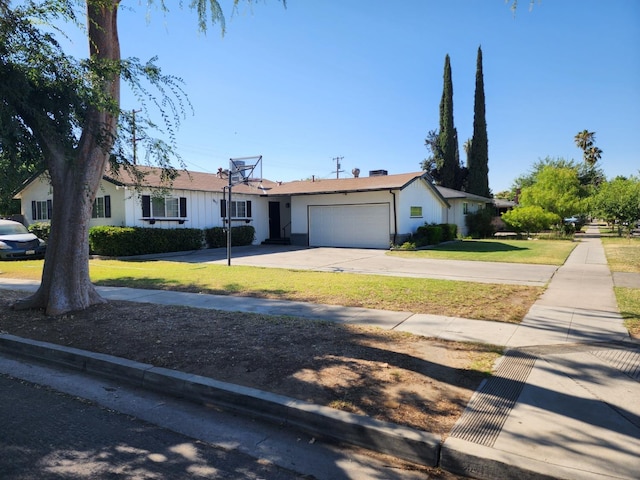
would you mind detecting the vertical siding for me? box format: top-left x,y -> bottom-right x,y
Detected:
396,179 -> 446,236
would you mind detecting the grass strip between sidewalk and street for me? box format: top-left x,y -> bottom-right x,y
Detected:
602,236 -> 640,336
0,258 -> 542,323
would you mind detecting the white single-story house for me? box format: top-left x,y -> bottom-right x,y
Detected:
16,166 -> 493,248
436,186 -> 493,237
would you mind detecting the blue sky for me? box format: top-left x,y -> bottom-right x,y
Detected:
70,1 -> 640,193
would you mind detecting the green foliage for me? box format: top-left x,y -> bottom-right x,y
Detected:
466,46 -> 490,197
204,226 -> 255,248
593,176 -> 640,236
397,223 -> 456,248
439,223 -> 458,242
415,224 -> 443,245
28,222 -> 51,243
501,206 -> 561,235
89,226 -> 204,256
518,165 -> 586,219
437,55 -> 463,189
465,207 -> 496,238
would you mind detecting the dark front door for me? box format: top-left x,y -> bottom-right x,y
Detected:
268,201 -> 281,239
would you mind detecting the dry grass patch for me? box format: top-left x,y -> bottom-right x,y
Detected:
0,289 -> 501,436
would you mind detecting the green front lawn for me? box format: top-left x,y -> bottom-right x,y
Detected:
0,258 -> 541,323
389,238 -> 576,265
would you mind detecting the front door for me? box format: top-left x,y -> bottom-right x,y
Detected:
268,201 -> 281,239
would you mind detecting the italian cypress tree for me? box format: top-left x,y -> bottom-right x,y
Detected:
437,54 -> 461,189
467,46 -> 490,197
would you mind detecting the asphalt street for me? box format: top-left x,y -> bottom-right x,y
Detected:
0,373 -> 306,480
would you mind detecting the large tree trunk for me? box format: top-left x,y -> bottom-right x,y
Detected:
13,1 -> 121,316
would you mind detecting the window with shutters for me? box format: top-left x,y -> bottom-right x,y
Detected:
220,200 -> 252,219
142,195 -> 187,218
92,195 -> 111,218
31,200 -> 52,221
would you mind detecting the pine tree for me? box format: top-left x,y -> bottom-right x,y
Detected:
467,46 -> 490,197
437,54 -> 461,189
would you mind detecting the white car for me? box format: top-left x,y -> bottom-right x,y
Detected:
0,219 -> 47,260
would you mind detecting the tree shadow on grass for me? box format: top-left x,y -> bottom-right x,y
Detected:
430,241 -> 527,253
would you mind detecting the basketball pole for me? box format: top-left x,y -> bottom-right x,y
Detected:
226,156 -> 262,267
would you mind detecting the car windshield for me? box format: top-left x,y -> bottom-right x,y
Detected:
0,223 -> 30,235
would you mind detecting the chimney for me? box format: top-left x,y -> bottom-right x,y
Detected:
369,169 -> 388,177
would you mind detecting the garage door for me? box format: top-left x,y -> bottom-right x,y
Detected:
309,204 -> 390,248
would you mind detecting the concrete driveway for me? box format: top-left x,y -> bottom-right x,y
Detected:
137,245 -> 558,287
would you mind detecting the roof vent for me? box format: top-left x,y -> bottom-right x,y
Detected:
369,169 -> 388,177
352,168 -> 360,178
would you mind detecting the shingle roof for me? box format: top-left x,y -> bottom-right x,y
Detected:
265,172 -> 433,195
436,185 -> 492,203
103,165 -> 274,195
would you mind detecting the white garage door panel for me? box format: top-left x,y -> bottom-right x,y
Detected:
309,204 -> 389,248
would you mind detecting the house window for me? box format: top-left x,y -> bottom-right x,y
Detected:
410,206 -> 423,218
92,195 -> 111,218
463,202 -> 469,215
220,200 -> 252,219
31,200 -> 52,221
152,197 -> 179,218
141,195 -> 187,218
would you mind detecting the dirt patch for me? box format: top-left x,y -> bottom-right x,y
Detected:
0,289 -> 499,470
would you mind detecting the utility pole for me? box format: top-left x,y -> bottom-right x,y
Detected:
332,156 -> 344,179
131,109 -> 142,165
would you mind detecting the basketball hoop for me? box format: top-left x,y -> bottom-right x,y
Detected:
225,155 -> 262,265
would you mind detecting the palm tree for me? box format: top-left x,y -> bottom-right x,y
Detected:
574,130 -> 595,151
585,146 -> 603,166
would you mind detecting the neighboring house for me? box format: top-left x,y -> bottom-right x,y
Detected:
15,167 -> 451,249
436,186 -> 493,237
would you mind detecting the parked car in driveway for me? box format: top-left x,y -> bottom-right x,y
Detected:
0,219 -> 47,260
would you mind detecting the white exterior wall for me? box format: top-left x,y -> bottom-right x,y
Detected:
17,176 -> 53,226
444,198 -> 486,237
121,187 -> 269,244
17,176 -> 127,228
396,179 -> 446,236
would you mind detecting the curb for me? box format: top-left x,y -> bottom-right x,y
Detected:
0,333 -> 441,467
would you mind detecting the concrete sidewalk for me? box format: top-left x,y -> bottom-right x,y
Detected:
1,226 -> 639,479
441,227 -> 640,479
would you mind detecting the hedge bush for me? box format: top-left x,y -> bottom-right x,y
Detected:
204,225 -> 255,248
415,224 -> 442,246
439,223 -> 457,242
465,208 -> 496,239
89,226 -> 204,256
28,222 -> 51,242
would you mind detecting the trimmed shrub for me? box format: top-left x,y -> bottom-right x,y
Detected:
89,226 -> 204,256
465,208 -> 496,238
415,224 -> 443,246
28,222 -> 51,242
439,223 -> 457,242
204,225 -> 255,248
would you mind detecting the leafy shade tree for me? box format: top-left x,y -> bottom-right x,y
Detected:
518,165 -> 586,220
466,46 -> 490,197
502,205 -> 560,236
437,54 -> 463,190
420,129 -> 442,182
0,141 -> 43,216
1,1 -> 266,315
593,176 -> 640,236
